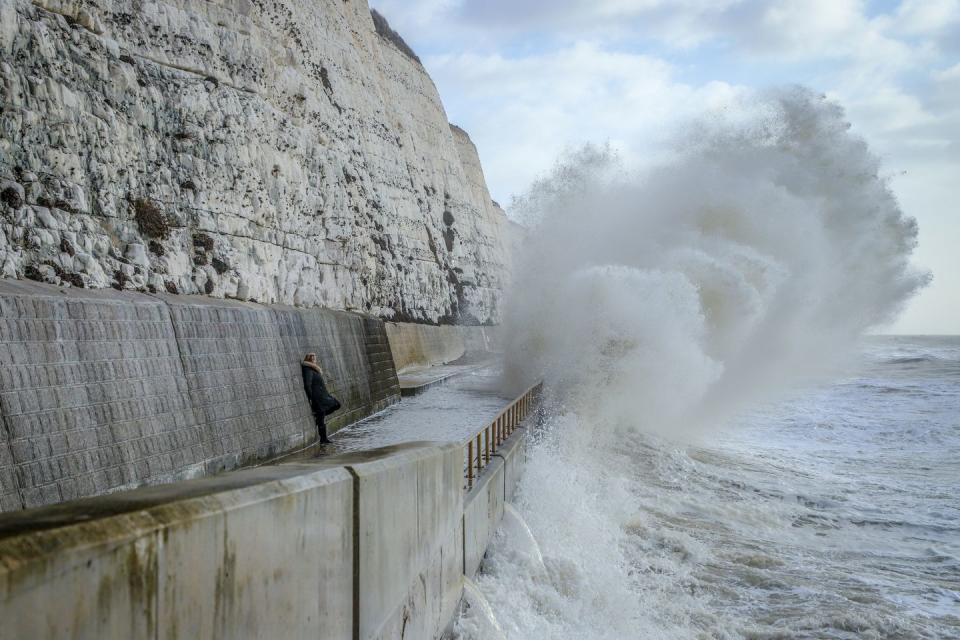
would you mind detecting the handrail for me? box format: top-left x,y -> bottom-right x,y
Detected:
463,381 -> 543,491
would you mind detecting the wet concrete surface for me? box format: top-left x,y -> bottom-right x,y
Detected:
278,364 -> 511,463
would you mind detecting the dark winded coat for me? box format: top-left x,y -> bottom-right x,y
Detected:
301,364 -> 341,415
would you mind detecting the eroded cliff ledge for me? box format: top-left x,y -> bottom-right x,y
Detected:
0,0 -> 511,324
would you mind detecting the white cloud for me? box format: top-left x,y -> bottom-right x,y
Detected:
890,0 -> 960,36
427,43 -> 741,200
380,0 -> 926,60
932,61 -> 960,107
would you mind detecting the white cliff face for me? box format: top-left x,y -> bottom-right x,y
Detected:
0,0 -> 510,323
449,125 -> 516,323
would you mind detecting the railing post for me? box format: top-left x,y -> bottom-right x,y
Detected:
467,441 -> 474,489
476,433 -> 482,473
485,425 -> 490,462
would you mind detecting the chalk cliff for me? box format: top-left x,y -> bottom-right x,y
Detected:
0,0 -> 510,324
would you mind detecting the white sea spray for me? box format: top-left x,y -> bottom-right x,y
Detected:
456,88 -> 949,640
502,86 -> 927,436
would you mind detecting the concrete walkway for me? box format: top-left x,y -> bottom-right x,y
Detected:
277,364 -> 512,462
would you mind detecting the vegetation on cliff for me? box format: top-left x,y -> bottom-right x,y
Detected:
371,9 -> 421,64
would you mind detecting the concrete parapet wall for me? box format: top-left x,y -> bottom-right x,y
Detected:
0,462 -> 355,639
0,281 -> 400,512
463,457 -> 505,579
0,441 -> 486,640
462,426 -> 527,579
385,322 -> 501,372
350,443 -> 463,639
500,427 -> 527,501
0,433 -> 531,639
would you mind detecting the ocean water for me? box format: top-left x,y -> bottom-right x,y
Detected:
458,336 -> 959,639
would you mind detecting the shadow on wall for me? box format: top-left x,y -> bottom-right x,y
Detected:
0,281 -> 400,512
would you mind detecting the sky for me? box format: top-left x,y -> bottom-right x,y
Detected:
371,0 -> 959,334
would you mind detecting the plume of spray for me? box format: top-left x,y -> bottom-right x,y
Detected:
471,87 -> 931,640
502,87 -> 929,438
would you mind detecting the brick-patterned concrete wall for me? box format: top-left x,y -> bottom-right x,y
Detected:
295,308 -> 398,431
0,282 -> 199,509
0,281 -> 400,512
359,317 -> 401,421
0,406 -> 20,512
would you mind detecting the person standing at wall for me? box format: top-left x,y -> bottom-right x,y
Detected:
301,353 -> 342,444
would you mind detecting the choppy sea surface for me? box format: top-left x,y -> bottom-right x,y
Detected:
458,336 -> 960,639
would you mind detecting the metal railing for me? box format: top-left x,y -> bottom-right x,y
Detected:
463,381 -> 543,490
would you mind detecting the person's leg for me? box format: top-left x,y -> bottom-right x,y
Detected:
315,410 -> 330,443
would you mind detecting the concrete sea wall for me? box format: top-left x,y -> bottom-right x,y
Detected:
351,444 -> 464,639
463,431 -> 524,579
0,462 -> 356,639
0,434 -> 529,639
0,281 -> 399,513
385,322 -> 501,373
